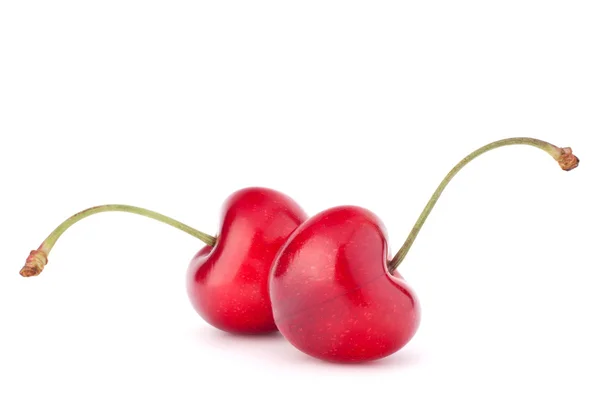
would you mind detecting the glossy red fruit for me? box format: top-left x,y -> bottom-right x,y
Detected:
270,206 -> 420,362
187,187 -> 307,334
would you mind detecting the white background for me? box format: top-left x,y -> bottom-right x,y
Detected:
1,1 -> 599,405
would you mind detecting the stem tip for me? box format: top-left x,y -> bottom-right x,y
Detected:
557,147 -> 579,171
20,250 -> 48,277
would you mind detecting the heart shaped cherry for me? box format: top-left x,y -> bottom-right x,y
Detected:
19,187 -> 306,335
270,138 -> 579,363
186,187 -> 306,334
270,205 -> 420,362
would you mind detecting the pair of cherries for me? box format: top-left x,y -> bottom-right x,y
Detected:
186,186 -> 418,363
20,138 -> 579,363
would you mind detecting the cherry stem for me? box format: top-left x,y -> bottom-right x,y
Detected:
388,137 -> 579,272
19,204 -> 216,277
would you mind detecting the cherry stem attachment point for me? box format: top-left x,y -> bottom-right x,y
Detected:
19,204 -> 216,277
388,137 -> 579,272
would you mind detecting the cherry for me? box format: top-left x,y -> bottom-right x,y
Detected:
270,206 -> 420,362
270,138 -> 579,363
19,187 -> 306,335
186,187 -> 306,334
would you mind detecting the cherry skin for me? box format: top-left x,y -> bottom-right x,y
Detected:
270,206 -> 420,362
187,187 -> 307,334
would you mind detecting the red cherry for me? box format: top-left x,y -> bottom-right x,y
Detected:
270,137 -> 579,363
270,206 -> 420,362
18,188 -> 305,335
187,187 -> 307,334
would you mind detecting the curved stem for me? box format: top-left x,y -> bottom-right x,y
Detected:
20,204 -> 216,277
388,137 -> 579,272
